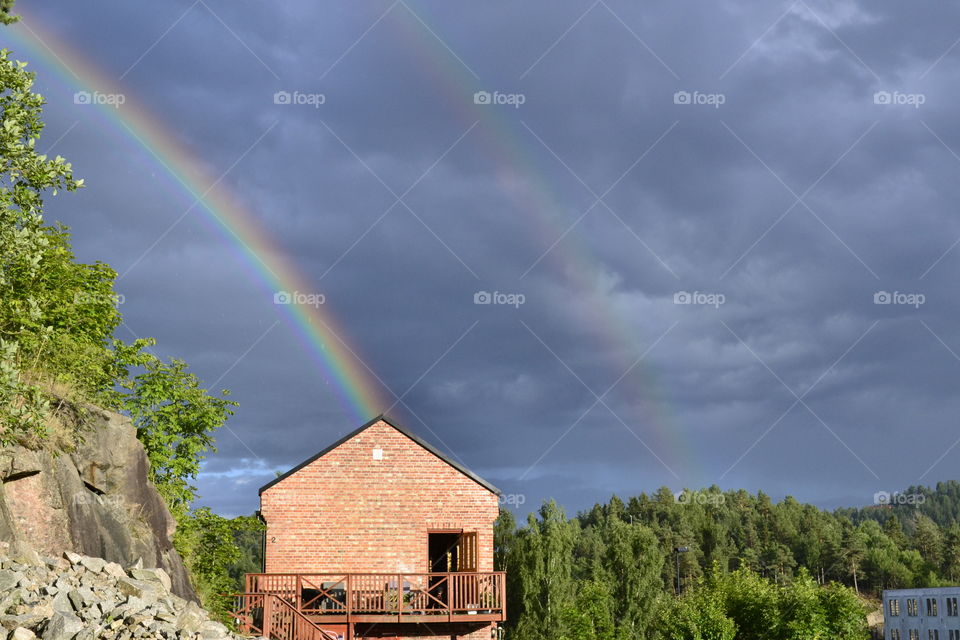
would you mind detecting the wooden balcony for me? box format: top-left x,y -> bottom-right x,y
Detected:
237,572 -> 506,626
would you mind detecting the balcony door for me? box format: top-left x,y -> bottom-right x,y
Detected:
428,530 -> 477,572
427,530 -> 477,610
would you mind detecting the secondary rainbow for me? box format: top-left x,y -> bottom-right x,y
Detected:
387,5 -> 689,477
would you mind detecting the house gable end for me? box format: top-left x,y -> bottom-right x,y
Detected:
258,415 -> 500,495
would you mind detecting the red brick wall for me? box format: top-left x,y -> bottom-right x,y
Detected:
260,420 -> 499,575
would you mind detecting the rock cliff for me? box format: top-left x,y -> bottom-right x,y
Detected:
0,403 -> 196,602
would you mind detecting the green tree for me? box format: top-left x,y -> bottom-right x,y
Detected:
558,581 -> 615,640
779,569 -> 829,639
0,0 -> 17,24
0,46 -> 88,438
818,581 -> 869,640
840,523 -> 868,594
512,501 -> 578,640
659,587 -> 737,640
494,507 -> 517,572
715,567 -> 780,640
604,518 -> 664,638
913,513 -> 944,568
227,514 -> 265,589
121,354 -> 237,519
175,508 -> 263,621
942,524 -> 960,582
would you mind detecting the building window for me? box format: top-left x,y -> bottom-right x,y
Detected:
930,631 -> 940,640
890,599 -> 901,616
928,599 -> 940,617
950,631 -> 960,640
910,630 -> 919,640
949,597 -> 959,616
908,598 -> 919,616
891,631 -> 900,640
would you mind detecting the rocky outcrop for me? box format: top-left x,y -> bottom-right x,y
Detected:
0,549 -> 259,639
0,404 -> 195,601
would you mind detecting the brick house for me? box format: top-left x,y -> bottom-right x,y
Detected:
234,416 -> 505,640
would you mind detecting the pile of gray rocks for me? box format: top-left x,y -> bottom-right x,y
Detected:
0,547 -> 261,640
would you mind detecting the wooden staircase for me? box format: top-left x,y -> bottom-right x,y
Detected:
229,593 -> 343,640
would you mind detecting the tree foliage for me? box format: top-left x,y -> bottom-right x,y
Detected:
175,509 -> 263,620
657,566 -> 867,640
121,352 -> 236,519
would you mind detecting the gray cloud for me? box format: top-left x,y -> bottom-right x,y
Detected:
16,0 -> 960,518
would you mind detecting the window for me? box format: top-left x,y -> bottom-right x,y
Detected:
908,599 -> 919,616
929,631 -> 940,640
891,631 -> 900,640
950,631 -> 960,640
949,597 -> 959,616
910,630 -> 919,640
928,598 -> 940,617
890,599 -> 901,616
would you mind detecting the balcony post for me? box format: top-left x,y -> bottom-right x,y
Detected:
346,573 -> 353,634
501,572 -> 506,621
448,573 -> 454,623
263,594 -> 272,637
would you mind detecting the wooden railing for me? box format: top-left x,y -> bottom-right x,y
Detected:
227,592 -> 340,640
241,572 -> 506,623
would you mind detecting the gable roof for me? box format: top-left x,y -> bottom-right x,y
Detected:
258,415 -> 501,495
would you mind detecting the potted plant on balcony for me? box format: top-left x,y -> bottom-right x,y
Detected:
384,585 -> 416,611
478,591 -> 496,615
465,592 -> 496,615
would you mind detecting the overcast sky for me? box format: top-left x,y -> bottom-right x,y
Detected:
11,0 -> 960,517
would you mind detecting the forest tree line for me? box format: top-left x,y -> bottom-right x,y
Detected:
493,482 -> 960,639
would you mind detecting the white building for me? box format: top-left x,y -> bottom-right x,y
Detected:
884,587 -> 960,640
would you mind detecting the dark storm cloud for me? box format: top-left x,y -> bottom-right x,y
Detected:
16,0 -> 960,517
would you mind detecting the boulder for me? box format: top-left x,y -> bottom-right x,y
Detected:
40,611 -> 83,640
128,568 -> 171,592
115,578 -> 157,601
0,572 -> 20,593
175,601 -> 205,633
